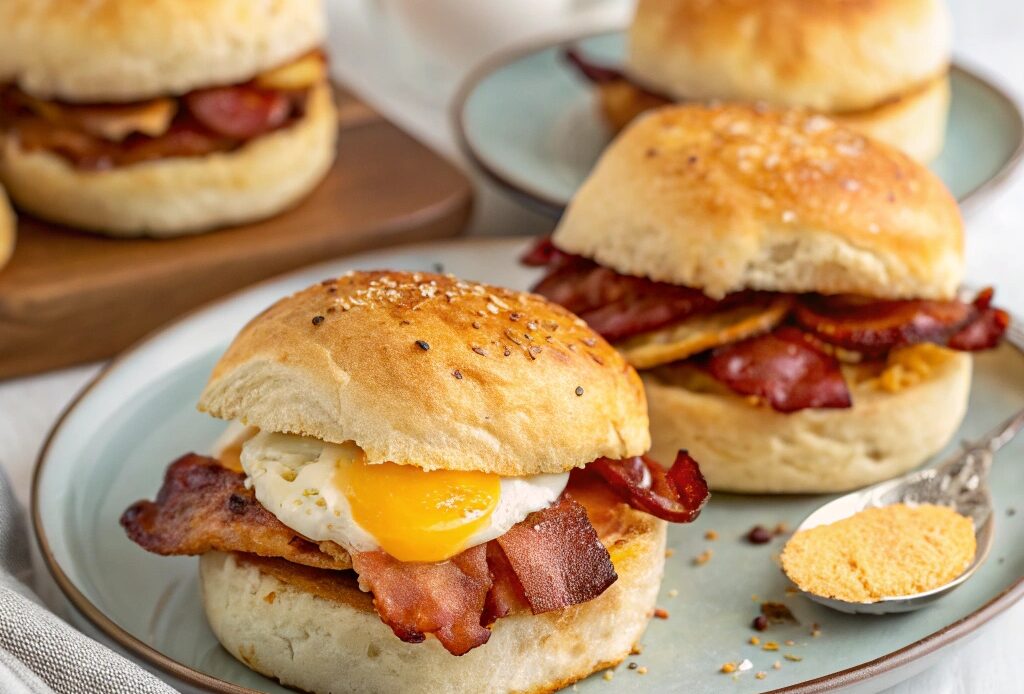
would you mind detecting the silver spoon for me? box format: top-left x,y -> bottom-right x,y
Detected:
789,405 -> 1024,614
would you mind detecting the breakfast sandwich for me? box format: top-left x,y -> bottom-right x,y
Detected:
0,0 -> 335,236
525,103 -> 1008,494
121,271 -> 709,693
567,0 -> 952,162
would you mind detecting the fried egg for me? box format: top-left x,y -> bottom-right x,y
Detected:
240,431 -> 569,563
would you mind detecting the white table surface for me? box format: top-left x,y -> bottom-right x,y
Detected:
2,1 -> 1023,692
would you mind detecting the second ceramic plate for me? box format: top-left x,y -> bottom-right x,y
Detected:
455,32 -> 1024,217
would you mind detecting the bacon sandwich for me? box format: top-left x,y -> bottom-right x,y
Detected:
121,271 -> 709,693
568,0 -> 952,162
526,103 -> 1008,494
0,0 -> 335,236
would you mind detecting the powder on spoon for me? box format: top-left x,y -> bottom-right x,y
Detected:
780,504 -> 976,603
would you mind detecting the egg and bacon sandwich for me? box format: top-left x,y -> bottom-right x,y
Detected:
567,0 -> 952,162
0,0 -> 334,236
121,271 -> 709,694
525,103 -> 1008,494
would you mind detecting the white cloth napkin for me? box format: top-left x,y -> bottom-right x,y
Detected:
0,466 -> 178,694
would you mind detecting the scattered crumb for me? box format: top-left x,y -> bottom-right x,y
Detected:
668,589 -> 679,598
630,643 -> 643,656
705,530 -> 719,541
637,666 -> 648,675
785,586 -> 800,596
810,623 -> 822,638
784,640 -> 796,646
603,670 -> 614,681
628,662 -> 638,670
751,594 -> 760,602
785,654 -> 803,662
737,659 -> 753,672
749,636 -> 761,646
693,549 -> 713,566
747,525 -> 773,544
773,661 -> 782,670
720,662 -> 737,674
774,522 -> 790,535
761,601 -> 799,625
654,608 -> 670,620
756,672 -> 767,680
665,548 -> 676,558
752,615 -> 768,631
763,641 -> 780,651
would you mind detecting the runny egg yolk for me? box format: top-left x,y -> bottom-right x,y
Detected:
334,448 -> 501,563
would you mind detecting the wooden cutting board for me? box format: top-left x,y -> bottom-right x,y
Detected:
0,89 -> 473,379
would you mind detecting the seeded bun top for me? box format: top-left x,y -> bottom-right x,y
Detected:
628,0 -> 951,112
199,271 -> 650,476
0,0 -> 325,102
553,103 -> 963,300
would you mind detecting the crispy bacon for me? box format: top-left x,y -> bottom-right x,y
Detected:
184,85 -> 291,139
525,238 -> 726,341
495,496 -> 617,614
947,288 -> 1010,350
351,546 -> 493,655
706,327 -> 853,412
120,454 -> 352,571
590,451 -> 709,523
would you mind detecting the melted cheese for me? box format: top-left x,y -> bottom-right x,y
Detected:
618,297 -> 792,369
862,343 -> 955,393
255,52 -> 327,90
24,94 -> 177,142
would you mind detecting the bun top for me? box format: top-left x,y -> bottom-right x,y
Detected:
628,0 -> 951,112
199,271 -> 650,476
0,0 -> 325,102
553,104 -> 963,300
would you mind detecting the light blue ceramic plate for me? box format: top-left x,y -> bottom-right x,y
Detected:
454,32 -> 1024,218
34,238 -> 1024,694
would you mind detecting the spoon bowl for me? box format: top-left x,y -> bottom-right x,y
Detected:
790,407 -> 1024,615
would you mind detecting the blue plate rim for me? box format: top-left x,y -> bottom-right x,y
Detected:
452,30 -> 1024,220
30,235 -> 1024,694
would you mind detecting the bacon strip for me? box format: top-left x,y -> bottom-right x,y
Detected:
184,85 -> 291,139
590,451 -> 709,523
120,454 -> 352,571
495,496 -> 617,614
947,288 -> 1010,351
351,546 -> 493,655
706,327 -> 853,412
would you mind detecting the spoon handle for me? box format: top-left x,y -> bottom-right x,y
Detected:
970,407 -> 1024,455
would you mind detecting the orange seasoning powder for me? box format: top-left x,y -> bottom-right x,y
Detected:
780,504 -> 976,603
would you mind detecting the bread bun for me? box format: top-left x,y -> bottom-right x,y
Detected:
553,103 -> 963,300
0,0 -> 324,102
834,74 -> 950,164
199,271 -> 650,476
595,73 -> 950,163
644,346 -> 971,493
200,500 -> 665,694
0,82 -> 336,237
627,0 -> 951,113
0,187 -> 14,271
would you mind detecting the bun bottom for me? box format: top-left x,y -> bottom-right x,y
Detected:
597,72 -> 949,163
199,503 -> 666,694
0,82 -> 336,237
644,349 -> 971,494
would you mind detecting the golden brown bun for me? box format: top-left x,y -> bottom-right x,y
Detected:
0,83 -> 336,237
834,74 -> 950,164
199,271 -> 650,476
627,0 -> 951,113
0,187 -> 14,271
200,497 -> 665,694
596,74 -> 950,163
0,0 -> 325,102
554,103 -> 963,300
644,347 -> 971,493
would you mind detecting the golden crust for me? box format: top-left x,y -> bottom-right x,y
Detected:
199,271 -> 650,476
644,347 -> 971,493
0,0 -> 325,102
627,0 -> 951,112
0,82 -> 336,237
0,187 -> 14,271
554,103 -> 963,300
199,497 -> 664,694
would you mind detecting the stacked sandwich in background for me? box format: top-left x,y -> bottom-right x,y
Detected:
0,0 -> 336,236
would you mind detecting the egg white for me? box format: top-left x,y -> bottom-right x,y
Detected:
239,430 -> 569,558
